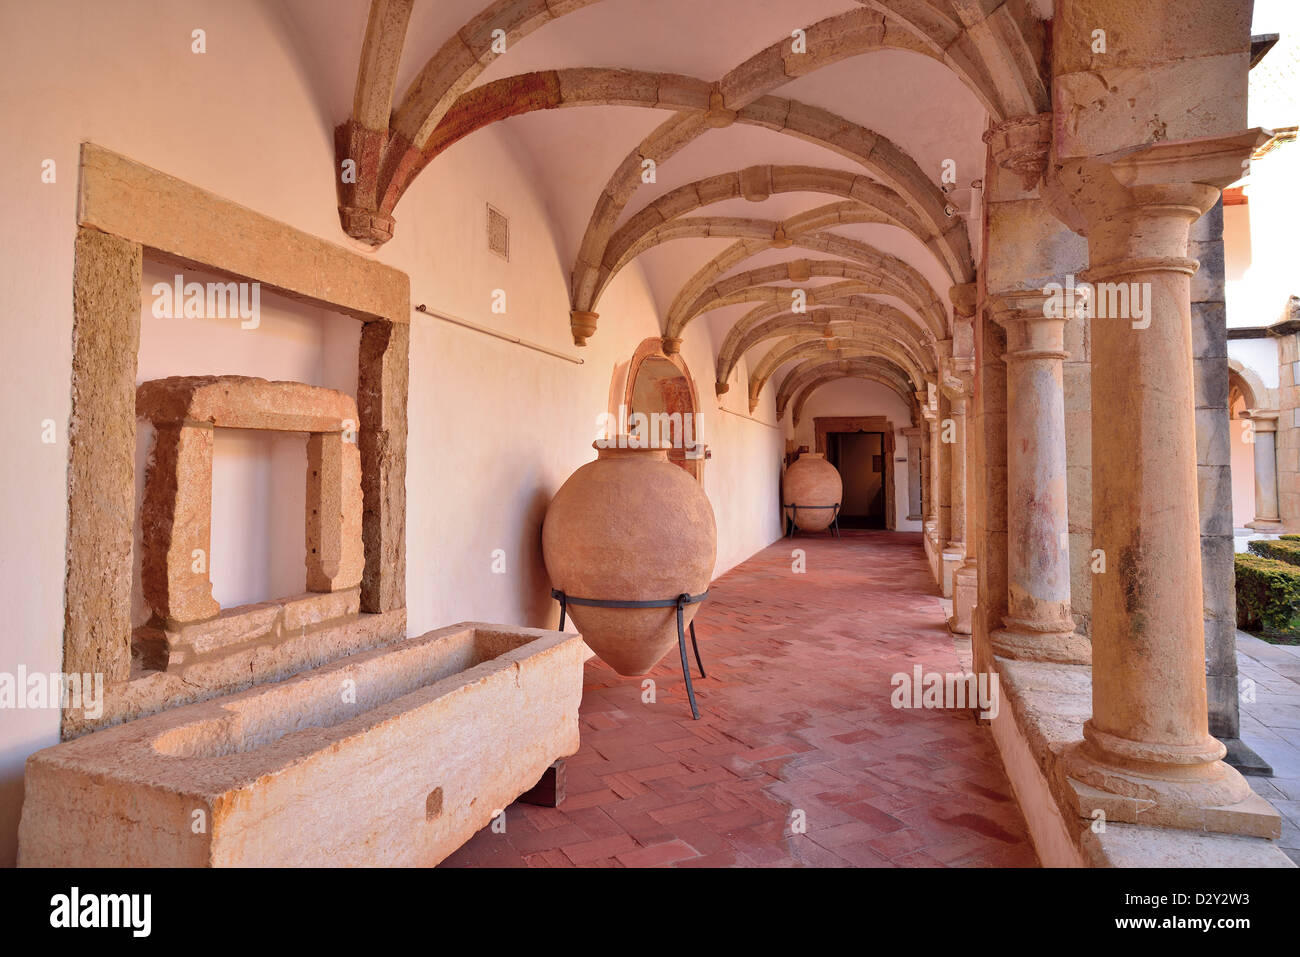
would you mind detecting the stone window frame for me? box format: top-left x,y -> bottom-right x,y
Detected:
65,143 -> 409,699
135,375 -> 366,626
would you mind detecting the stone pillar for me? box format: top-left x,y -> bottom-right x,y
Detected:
988,291 -> 1090,664
926,404 -> 939,530
923,402 -> 942,586
935,391 -> 956,597
903,427 -> 923,521
141,423 -> 219,624
1056,135 -> 1277,831
1247,412 -> 1282,529
944,382 -> 975,631
972,310 -> 1009,680
920,421 -> 932,524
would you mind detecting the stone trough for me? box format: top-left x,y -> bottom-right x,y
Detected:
19,622 -> 584,867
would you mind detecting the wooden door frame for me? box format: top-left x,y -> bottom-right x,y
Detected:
814,416 -> 895,530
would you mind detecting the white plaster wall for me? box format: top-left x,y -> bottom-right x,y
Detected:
0,0 -> 783,864
1229,396 -> 1256,528
134,260 -> 362,615
1229,338 -> 1280,390
783,378 -> 922,532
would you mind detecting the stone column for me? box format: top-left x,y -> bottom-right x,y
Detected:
944,380 -> 975,631
1246,411 -> 1282,529
988,291 -> 1090,664
1056,135 -> 1276,831
903,427 -> 923,520
935,390 -> 956,597
920,421 -> 932,524
923,402 -> 942,586
925,404 -> 939,530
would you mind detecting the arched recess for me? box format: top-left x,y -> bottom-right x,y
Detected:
790,371 -> 916,430
748,335 -> 936,412
670,253 -> 946,344
716,299 -> 937,388
778,357 -> 915,421
662,225 -> 950,344
727,317 -> 929,393
1228,359 -> 1267,414
606,337 -> 707,482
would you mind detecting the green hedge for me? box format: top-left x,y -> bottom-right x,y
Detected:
1235,552 -> 1300,635
1247,538 -> 1300,567
1281,534 -> 1300,543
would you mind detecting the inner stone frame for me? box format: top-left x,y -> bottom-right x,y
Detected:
63,144 -> 410,730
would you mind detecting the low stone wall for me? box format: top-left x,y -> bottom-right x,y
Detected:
988,656 -> 1293,867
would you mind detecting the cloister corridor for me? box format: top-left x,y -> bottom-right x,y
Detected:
446,531 -> 1037,868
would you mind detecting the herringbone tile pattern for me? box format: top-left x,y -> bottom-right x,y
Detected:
443,530 -> 1038,867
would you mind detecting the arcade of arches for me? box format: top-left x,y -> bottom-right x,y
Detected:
2,0 -> 1297,869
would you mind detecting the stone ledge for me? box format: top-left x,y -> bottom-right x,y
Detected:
1082,821 -> 1294,868
134,588 -> 362,669
66,608 -> 406,737
993,655 -> 1293,867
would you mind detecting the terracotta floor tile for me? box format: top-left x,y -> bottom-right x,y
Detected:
443,531 -> 1038,868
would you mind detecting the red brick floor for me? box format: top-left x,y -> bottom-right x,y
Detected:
443,530 -> 1039,868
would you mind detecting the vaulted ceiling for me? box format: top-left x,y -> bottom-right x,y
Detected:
279,0 -> 1052,420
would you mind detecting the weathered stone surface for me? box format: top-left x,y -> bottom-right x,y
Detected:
21,623 -> 585,866
79,144 -> 409,322
133,588 -> 364,673
139,423 -> 218,624
137,375 -> 359,433
358,319 -> 409,614
306,433 -> 365,592
64,227 -> 142,685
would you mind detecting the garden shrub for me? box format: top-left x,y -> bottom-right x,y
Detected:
1235,551 -> 1300,635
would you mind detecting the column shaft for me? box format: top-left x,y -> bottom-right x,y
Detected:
990,295 -> 1089,664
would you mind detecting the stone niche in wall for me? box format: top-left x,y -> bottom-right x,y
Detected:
609,337 -> 709,481
56,143 -> 411,737
132,375 -> 368,682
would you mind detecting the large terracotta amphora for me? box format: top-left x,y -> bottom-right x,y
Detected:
542,441 -> 717,675
783,453 -> 842,531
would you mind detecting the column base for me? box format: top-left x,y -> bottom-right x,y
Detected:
1246,519 -> 1284,532
940,545 -> 963,599
949,561 -> 977,636
1060,734 -> 1281,839
991,621 -> 1091,665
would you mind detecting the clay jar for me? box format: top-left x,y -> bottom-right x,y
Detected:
783,453 -> 842,531
543,440 -> 717,675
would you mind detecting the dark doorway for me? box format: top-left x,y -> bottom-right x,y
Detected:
827,431 -> 886,529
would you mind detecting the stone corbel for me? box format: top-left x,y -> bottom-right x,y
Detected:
983,113 -> 1052,191
570,310 -> 599,347
948,282 -> 978,320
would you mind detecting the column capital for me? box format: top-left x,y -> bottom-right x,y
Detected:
940,371 -> 973,405
982,112 -> 1052,191
1051,130 -> 1270,259
1246,408 -> 1280,431
991,288 -> 1070,360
